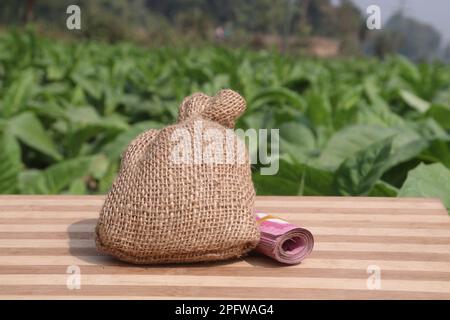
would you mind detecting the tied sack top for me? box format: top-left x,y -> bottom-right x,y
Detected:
95,89 -> 260,264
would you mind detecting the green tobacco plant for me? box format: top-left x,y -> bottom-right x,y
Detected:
0,31 -> 449,209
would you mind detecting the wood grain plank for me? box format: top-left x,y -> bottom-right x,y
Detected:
1,274 -> 450,293
2,224 -> 450,238
2,212 -> 448,223
0,219 -> 450,230
0,195 -> 445,208
2,219 -> 449,230
2,265 -> 450,282
0,195 -> 448,300
255,207 -> 447,215
2,206 -> 445,215
1,255 -> 450,272
1,285 -> 449,300
3,240 -> 450,255
3,248 -> 450,262
3,232 -> 450,246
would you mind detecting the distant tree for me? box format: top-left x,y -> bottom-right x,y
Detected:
304,0 -> 338,37
444,43 -> 450,63
335,0 -> 363,55
23,0 -> 36,23
370,31 -> 397,59
0,0 -> 25,25
145,0 -> 206,20
0,0 -> 367,51
297,0 -> 311,36
372,12 -> 442,61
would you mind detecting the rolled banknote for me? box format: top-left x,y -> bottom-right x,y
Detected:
254,212 -> 314,264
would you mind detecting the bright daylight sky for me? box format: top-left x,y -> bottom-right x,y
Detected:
347,0 -> 450,45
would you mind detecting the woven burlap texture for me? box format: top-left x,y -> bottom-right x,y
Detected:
95,89 -> 260,264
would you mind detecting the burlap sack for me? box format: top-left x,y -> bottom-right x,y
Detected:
95,89 -> 260,264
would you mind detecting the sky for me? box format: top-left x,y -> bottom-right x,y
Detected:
348,0 -> 450,45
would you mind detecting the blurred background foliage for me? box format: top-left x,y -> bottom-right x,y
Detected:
0,1 -> 449,212
1,0 -> 449,60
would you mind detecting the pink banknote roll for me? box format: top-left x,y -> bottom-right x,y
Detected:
255,212 -> 314,264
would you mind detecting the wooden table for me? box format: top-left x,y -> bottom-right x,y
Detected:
0,195 -> 449,300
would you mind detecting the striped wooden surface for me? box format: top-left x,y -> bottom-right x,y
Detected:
0,195 -> 449,300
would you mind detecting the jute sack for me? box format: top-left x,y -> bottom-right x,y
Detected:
95,89 -> 260,264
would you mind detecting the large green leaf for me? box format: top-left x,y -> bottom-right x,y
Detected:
0,134 -> 22,193
98,161 -> 119,193
318,125 -> 428,171
399,163 -> 450,214
357,101 -> 405,127
396,56 -> 421,83
305,91 -> 332,128
1,70 -> 35,117
19,157 -> 93,194
420,140 -> 450,169
318,125 -> 391,169
102,121 -> 162,160
8,112 -> 62,160
369,181 -> 399,197
296,162 -> 335,196
89,154 -> 110,180
63,107 -> 129,157
248,87 -> 305,111
384,128 -> 429,169
253,159 -> 334,196
334,138 -> 393,196
67,178 -> 87,195
279,122 -> 317,162
399,89 -> 430,113
427,104 -> 450,130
